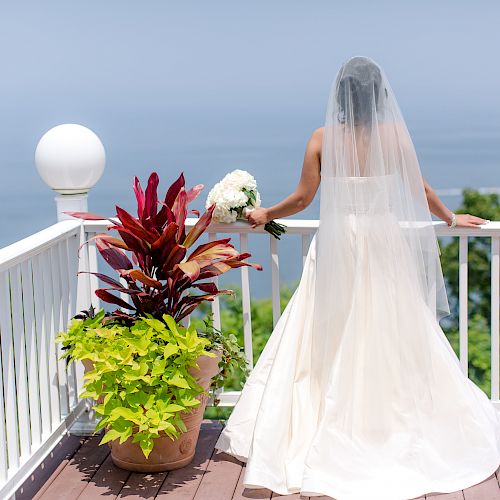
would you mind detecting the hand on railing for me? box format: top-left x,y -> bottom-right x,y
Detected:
453,213 -> 490,228
243,207 -> 287,239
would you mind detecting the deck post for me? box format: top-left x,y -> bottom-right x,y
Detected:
34,123 -> 106,435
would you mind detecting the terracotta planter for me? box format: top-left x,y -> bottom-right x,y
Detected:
109,347 -> 223,472
81,359 -> 105,405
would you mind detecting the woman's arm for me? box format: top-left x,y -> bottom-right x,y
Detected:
245,129 -> 322,228
422,177 -> 488,228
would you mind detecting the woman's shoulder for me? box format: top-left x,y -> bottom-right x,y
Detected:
311,127 -> 324,140
308,127 -> 324,151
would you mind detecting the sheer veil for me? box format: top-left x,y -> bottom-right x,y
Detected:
214,55 -> 500,499
311,56 -> 450,393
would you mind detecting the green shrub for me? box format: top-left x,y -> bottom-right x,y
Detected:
56,311 -> 216,457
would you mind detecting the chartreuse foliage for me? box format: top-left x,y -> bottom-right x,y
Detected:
56,311 -> 216,458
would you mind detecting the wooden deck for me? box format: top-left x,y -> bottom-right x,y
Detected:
18,419 -> 500,500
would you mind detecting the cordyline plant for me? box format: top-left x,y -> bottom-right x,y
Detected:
67,171 -> 262,324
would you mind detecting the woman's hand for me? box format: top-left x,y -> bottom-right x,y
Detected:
422,177 -> 490,228
455,213 -> 489,228
245,207 -> 270,228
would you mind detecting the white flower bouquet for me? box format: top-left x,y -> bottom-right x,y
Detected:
205,169 -> 287,239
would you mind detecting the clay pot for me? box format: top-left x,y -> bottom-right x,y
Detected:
109,347 -> 223,472
81,359 -> 105,405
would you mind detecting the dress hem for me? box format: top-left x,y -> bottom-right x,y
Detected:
229,451 -> 500,500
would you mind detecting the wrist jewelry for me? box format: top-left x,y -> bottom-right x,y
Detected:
448,212 -> 457,228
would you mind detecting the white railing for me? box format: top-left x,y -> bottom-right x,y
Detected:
0,217 -> 499,497
83,218 -> 500,408
0,220 -> 95,498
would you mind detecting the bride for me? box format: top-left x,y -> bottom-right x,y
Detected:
214,56 -> 500,499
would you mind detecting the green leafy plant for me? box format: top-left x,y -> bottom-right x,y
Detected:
56,171 -> 263,459
197,312 -> 251,405
56,311 -> 216,458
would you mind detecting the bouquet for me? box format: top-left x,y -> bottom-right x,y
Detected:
205,169 -> 287,239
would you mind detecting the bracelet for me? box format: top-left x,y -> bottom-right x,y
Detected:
448,212 -> 457,228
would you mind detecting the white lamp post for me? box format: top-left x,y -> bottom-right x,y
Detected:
35,124 -> 105,221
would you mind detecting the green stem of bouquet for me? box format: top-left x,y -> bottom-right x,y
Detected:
264,220 -> 287,240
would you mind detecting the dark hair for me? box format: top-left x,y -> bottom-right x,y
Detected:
336,57 -> 386,125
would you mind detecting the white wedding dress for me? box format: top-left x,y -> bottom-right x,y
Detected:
214,57 -> 500,500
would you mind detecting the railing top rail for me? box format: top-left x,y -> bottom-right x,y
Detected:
82,218 -> 500,237
2,217 -> 499,273
0,219 -> 81,271
82,218 -> 320,235
434,220 -> 500,236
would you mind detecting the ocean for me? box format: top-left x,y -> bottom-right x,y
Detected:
2,113 -> 499,298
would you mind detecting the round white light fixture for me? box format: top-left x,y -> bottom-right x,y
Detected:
35,123 -> 105,194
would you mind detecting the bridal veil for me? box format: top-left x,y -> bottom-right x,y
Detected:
311,55 -> 451,408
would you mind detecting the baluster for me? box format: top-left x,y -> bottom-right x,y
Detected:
9,265 -> 31,459
208,232 -> 221,332
65,235 -> 80,409
0,271 -> 20,472
41,250 -> 61,428
240,233 -> 253,369
459,235 -> 468,375
20,260 -> 42,448
0,313 -> 7,482
50,244 -> 70,417
270,236 -> 280,327
76,224 -> 92,313
32,253 -> 52,438
491,236 -> 500,401
87,232 -> 100,310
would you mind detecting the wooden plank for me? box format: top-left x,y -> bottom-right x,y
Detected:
463,471 -> 500,499
232,464 -> 272,499
426,490 -> 464,499
271,491 -> 309,499
35,434 -> 110,499
78,453 -> 131,499
18,433 -> 84,500
117,471 -> 168,499
192,422 -> 244,500
156,420 -> 224,499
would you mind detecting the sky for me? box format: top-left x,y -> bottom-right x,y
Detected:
1,0 -> 499,247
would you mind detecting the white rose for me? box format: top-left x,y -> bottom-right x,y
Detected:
225,169 -> 257,190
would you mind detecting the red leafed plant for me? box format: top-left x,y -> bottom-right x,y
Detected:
67,171 -> 262,323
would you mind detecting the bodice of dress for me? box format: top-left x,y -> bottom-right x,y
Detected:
329,173 -> 398,215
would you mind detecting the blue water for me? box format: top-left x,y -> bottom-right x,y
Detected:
2,113 -> 499,298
